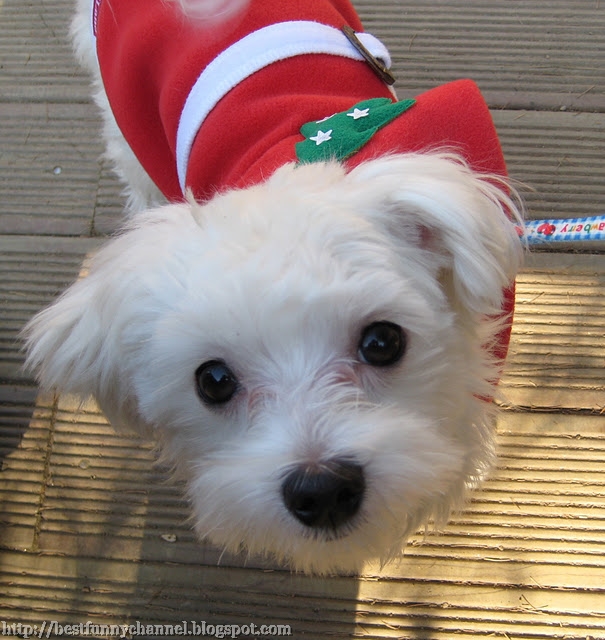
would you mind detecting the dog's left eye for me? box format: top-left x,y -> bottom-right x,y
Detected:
195,360 -> 239,405
358,322 -> 406,367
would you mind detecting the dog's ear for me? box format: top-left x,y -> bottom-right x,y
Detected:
22,202 -> 198,434
347,153 -> 524,315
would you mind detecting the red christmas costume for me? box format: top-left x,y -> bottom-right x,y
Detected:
92,0 -> 515,362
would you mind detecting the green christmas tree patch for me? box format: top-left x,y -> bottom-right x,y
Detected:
296,97 -> 416,164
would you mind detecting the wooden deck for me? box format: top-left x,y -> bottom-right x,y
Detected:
1,1 -> 604,638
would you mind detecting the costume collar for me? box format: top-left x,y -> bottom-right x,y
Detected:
175,22 -> 394,193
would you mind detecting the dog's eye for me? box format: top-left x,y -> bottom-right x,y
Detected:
358,322 -> 406,367
195,360 -> 239,405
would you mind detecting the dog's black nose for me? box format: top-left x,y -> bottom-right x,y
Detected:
281,459 -> 365,531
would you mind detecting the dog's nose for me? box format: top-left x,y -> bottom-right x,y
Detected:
281,459 -> 365,531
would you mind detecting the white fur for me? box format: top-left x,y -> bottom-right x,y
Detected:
24,0 -> 524,574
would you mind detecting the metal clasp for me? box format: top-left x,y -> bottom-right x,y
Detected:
342,25 -> 396,86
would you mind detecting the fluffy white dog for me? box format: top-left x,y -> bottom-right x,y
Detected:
24,0 -> 524,574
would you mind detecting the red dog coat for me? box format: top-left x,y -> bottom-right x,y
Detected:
93,0 -> 515,361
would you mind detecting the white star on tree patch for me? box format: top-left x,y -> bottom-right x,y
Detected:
347,108 -> 370,120
309,130 -> 333,146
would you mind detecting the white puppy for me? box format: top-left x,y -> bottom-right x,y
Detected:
24,0 -> 523,574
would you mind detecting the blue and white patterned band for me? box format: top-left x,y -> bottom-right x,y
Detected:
522,215 -> 605,245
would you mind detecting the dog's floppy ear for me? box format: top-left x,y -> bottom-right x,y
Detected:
347,153 -> 524,315
22,202 -> 198,433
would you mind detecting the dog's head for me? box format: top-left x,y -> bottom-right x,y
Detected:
24,153 -> 523,573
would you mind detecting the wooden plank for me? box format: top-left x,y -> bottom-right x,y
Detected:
501,253 -> 605,411
494,111 -> 605,223
0,388 -> 53,551
357,0 -> 605,111
0,0 -> 89,103
1,548 -> 604,638
0,236 -> 103,382
0,103 -> 120,236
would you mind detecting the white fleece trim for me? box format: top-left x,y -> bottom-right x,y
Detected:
175,21 -> 392,193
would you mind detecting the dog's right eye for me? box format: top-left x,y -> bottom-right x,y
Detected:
195,360 -> 239,405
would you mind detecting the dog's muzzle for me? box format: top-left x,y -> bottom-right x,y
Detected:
281,459 -> 365,533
